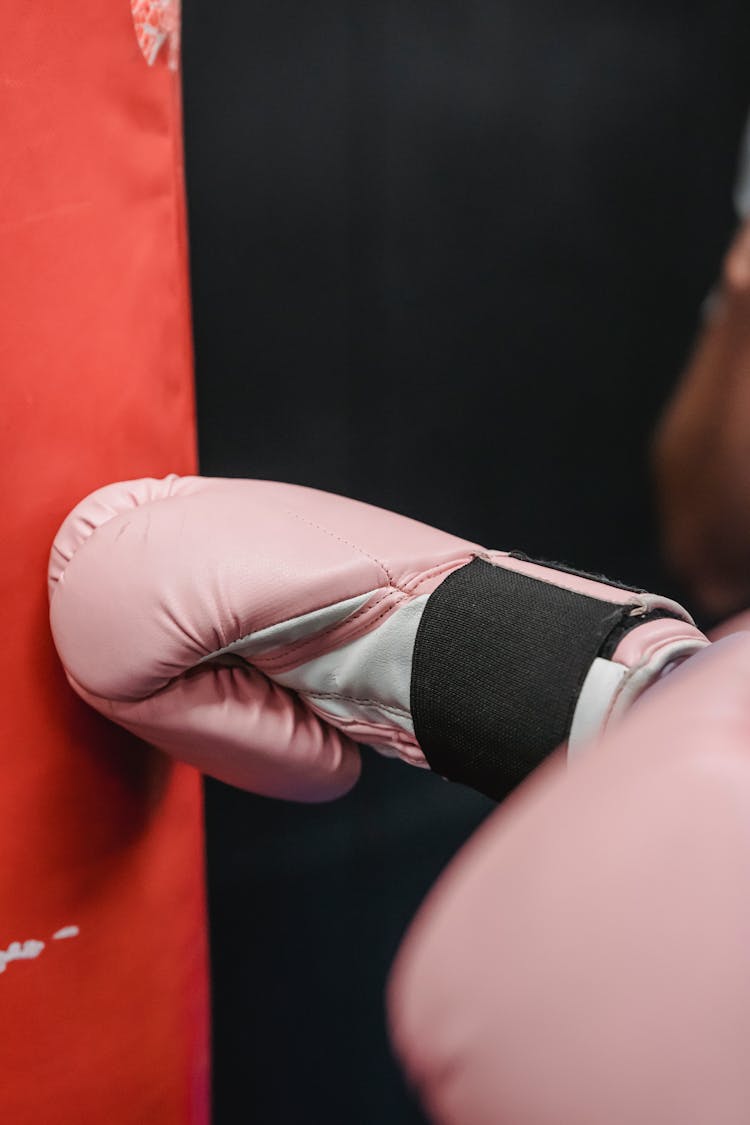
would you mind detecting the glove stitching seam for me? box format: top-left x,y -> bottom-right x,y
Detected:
258,587 -> 399,669
258,558 -> 475,671
283,508 -> 402,590
401,555 -> 476,592
303,690 -> 411,718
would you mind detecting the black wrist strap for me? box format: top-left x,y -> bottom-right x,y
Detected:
410,557 -> 651,802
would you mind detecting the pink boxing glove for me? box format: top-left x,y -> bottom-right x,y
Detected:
389,634 -> 750,1125
49,475 -> 706,802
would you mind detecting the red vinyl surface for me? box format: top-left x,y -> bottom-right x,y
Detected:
0,3 -> 209,1121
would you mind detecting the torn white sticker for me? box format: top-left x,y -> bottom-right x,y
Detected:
131,0 -> 181,69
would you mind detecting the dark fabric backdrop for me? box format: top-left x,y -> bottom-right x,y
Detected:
182,3 -> 750,1121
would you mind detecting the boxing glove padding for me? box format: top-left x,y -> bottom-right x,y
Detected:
48,475 -> 707,801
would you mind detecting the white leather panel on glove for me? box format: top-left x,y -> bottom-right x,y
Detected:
49,475 -> 706,801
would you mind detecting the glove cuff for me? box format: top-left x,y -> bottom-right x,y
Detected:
411,557 -> 707,801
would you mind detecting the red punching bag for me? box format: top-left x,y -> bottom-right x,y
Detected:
0,3 -> 209,1121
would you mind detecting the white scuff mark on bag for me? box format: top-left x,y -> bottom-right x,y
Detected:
52,925 -> 80,941
0,939 -> 45,974
0,924 -> 80,975
131,0 -> 181,70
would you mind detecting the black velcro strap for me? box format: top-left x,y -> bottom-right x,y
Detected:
410,557 -> 629,802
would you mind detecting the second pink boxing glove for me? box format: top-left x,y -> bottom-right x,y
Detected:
389,634 -> 750,1125
49,475 -> 707,801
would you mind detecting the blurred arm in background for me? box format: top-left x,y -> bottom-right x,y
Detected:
653,114 -> 750,620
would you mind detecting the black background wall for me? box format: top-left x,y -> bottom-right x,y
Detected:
182,3 -> 750,1121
